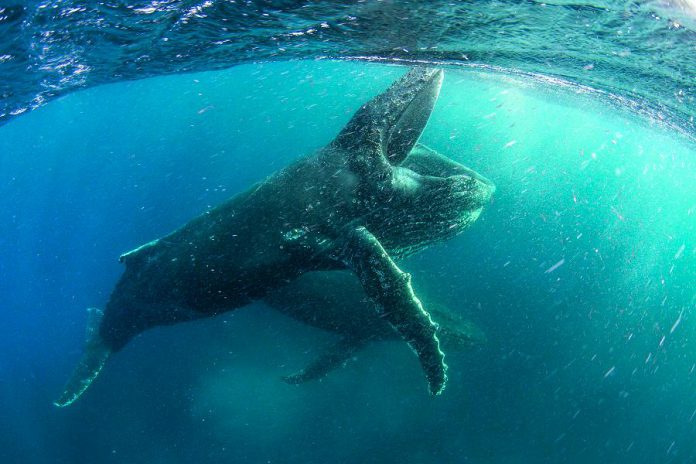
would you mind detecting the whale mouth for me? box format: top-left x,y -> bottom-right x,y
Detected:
450,170 -> 496,195
329,68 -> 445,178
401,143 -> 496,198
384,69 -> 444,166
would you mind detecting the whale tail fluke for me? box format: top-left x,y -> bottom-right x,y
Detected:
54,307 -> 111,407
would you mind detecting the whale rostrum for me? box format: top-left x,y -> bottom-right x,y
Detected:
54,68 -> 495,407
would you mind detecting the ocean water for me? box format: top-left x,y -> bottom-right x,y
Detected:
1,3 -> 695,464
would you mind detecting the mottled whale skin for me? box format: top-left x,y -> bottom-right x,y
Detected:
55,68 -> 495,407
264,269 -> 486,384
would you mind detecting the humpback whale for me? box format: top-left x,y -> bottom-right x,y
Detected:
55,68 -> 495,407
263,269 -> 486,384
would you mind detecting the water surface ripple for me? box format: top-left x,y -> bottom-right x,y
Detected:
0,0 -> 694,137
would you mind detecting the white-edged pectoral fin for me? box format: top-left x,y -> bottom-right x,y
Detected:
332,226 -> 448,395
54,308 -> 111,407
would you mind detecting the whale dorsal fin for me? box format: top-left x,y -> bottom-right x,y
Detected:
119,238 -> 160,265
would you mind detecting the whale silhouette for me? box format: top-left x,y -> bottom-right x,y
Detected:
55,68 -> 495,407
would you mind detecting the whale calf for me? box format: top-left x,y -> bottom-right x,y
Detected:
55,68 -> 495,407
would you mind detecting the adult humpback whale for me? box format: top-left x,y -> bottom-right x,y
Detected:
55,68 -> 495,407
263,269 -> 486,384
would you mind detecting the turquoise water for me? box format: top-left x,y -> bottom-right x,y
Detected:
1,60 -> 694,463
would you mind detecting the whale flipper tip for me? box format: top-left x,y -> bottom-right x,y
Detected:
54,308 -> 111,407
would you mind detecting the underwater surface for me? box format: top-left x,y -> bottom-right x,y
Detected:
1,2 -> 695,464
1,1 -> 695,136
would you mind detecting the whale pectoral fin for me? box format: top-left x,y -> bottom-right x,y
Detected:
283,337 -> 368,385
427,306 -> 487,350
54,308 -> 111,407
333,226 -> 447,395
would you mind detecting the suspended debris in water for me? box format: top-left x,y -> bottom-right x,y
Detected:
545,258 -> 565,274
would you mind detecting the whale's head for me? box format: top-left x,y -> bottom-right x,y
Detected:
376,143 -> 495,257
330,67 -> 495,257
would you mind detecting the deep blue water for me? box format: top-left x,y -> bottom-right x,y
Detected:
1,1 -> 696,463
